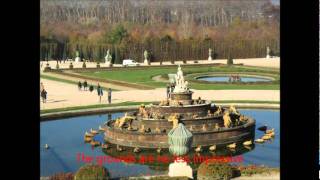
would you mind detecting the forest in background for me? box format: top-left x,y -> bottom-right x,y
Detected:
40,0 -> 280,63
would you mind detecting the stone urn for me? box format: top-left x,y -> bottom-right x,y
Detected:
168,123 -> 193,156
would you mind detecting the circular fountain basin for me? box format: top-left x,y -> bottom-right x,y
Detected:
40,109 -> 279,178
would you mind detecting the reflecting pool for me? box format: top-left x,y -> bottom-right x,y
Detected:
197,76 -> 272,83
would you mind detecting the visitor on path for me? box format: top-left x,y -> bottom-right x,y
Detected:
41,89 -> 47,103
97,83 -> 103,103
107,88 -> 112,104
166,85 -> 170,99
40,82 -> 44,92
83,80 -> 88,91
78,81 -> 82,90
89,85 -> 94,92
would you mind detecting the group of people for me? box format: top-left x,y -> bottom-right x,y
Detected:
166,82 -> 176,99
79,81 -> 112,104
97,83 -> 112,104
228,75 -> 242,82
40,82 -> 47,103
78,80 -> 90,91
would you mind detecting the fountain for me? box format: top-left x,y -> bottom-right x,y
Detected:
104,65 -> 256,149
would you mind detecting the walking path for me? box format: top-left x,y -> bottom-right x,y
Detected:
40,79 -> 279,110
42,72 -> 138,91
41,57 -> 279,70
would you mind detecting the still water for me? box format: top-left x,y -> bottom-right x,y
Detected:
197,76 -> 272,83
40,109 -> 279,178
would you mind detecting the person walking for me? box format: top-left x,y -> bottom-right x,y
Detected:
97,83 -> 103,103
107,88 -> 112,104
166,85 -> 170,99
41,89 -> 47,103
78,81 -> 82,91
83,80 -> 88,91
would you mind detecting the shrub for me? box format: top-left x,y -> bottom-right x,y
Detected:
160,60 -> 163,65
237,165 -> 279,177
49,172 -> 74,180
82,62 -> 86,68
197,160 -> 234,180
150,177 -> 189,180
194,60 -> 198,63
183,60 -> 187,64
96,62 -> 100,68
89,85 -> 94,92
74,164 -> 110,180
56,62 -> 59,69
170,60 -> 175,64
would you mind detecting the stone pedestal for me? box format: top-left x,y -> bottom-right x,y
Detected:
266,55 -> 270,59
144,59 -> 149,65
208,56 -> 212,61
75,57 -> 80,62
168,158 -> 193,179
105,61 -> 112,67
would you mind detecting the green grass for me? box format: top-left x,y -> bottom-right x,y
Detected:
41,100 -> 278,114
189,83 -> 279,90
41,74 -> 78,85
41,74 -> 118,91
40,101 -> 150,114
79,65 -> 279,90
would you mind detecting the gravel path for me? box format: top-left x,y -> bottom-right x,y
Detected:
40,78 -> 279,110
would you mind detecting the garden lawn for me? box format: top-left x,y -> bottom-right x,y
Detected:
79,65 -> 279,90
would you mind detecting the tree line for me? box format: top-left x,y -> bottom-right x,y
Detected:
40,38 -> 279,63
41,0 -> 279,27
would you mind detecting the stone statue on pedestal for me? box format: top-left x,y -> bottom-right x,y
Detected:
75,50 -> 80,62
266,46 -> 270,59
173,65 -> 189,93
105,49 -> 113,67
208,48 -> 213,61
143,50 -> 149,65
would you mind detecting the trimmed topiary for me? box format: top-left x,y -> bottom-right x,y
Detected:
56,62 -> 59,69
49,172 -> 73,180
197,160 -> 234,180
183,60 -> 187,64
74,164 -> 110,180
194,60 -> 198,63
82,62 -> 86,68
227,54 -> 233,65
69,62 -> 73,69
96,62 -> 100,68
170,60 -> 175,64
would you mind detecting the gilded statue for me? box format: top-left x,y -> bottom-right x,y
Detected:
168,113 -> 180,129
223,112 -> 232,128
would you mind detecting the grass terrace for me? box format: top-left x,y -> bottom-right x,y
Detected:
78,65 -> 279,90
